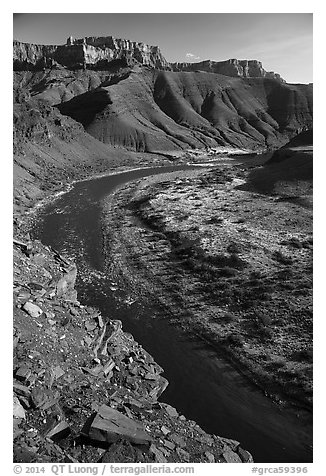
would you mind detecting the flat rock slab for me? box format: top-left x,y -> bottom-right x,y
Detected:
84,404 -> 153,446
45,420 -> 70,441
162,403 -> 178,418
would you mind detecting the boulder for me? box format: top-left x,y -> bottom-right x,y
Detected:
161,425 -> 170,436
162,403 -> 178,418
168,434 -> 186,448
205,451 -> 215,463
222,449 -> 242,463
13,394 -> 26,419
237,446 -> 254,463
100,439 -> 145,463
31,386 -> 56,409
148,376 -> 169,401
56,266 -> 77,301
15,364 -> 32,383
45,420 -> 70,441
163,439 -> 175,450
83,404 -> 152,445
13,382 -> 31,399
176,447 -> 190,462
23,302 -> 43,318
150,444 -> 168,463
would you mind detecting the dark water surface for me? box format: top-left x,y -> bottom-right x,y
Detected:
30,163 -> 312,463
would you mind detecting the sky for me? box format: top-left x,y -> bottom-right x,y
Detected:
13,13 -> 312,84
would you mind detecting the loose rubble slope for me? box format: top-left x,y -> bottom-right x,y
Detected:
13,218 -> 252,463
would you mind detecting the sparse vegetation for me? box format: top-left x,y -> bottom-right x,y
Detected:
227,242 -> 242,254
273,250 -> 294,265
205,216 -> 223,224
104,158 -> 312,409
280,237 -> 303,249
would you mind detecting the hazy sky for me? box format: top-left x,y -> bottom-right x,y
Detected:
13,13 -> 313,83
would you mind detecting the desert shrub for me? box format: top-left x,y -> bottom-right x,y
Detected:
151,232 -> 167,240
266,359 -> 286,370
171,235 -> 202,257
276,368 -> 298,379
296,277 -> 312,290
281,236 -> 302,249
130,195 -> 152,208
258,282 -> 274,293
205,216 -> 223,224
280,282 -> 297,291
248,277 -> 260,286
244,283 -> 273,303
255,310 -> 273,327
209,253 -> 247,269
277,267 -> 293,280
227,242 -> 242,254
219,312 -> 237,323
250,270 -> 263,280
174,212 -> 189,221
259,327 -> 273,339
302,237 -> 313,249
273,250 -> 293,265
218,266 -> 238,278
291,349 -> 313,363
225,334 -> 244,347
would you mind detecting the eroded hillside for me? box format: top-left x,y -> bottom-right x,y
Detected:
14,65 -> 312,154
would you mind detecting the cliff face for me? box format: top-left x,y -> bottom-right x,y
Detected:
13,35 -> 313,168
13,37 -> 170,71
13,41 -> 59,69
14,38 -> 285,82
171,59 -> 285,82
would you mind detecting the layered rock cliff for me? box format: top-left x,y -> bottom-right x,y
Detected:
13,36 -> 170,71
14,37 -> 284,82
171,59 -> 285,82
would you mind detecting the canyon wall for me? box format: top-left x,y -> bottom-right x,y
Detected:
13,37 -> 170,71
14,38 -> 284,82
171,59 -> 285,82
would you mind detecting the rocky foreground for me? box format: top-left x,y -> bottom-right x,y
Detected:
13,216 -> 253,463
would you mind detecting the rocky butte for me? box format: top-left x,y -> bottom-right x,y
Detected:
171,58 -> 285,82
13,36 -> 170,70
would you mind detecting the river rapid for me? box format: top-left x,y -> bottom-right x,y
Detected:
30,162 -> 313,463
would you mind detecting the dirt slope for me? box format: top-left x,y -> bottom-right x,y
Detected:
14,67 -> 313,154
13,94 -> 173,213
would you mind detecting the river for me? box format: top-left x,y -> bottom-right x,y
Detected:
30,162 -> 313,463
